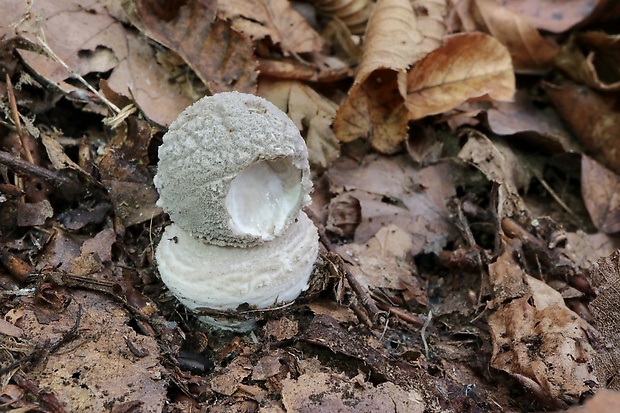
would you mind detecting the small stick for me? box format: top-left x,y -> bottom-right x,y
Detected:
375,301 -> 425,327
305,208 -> 385,324
0,150 -> 83,197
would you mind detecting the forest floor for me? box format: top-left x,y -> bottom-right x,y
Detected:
0,0 -> 619,412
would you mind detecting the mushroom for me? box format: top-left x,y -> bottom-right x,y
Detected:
154,92 -> 319,331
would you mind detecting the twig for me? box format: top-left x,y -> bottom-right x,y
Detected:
12,372 -> 67,413
305,208 -> 386,325
0,150 -> 83,197
375,301 -> 425,327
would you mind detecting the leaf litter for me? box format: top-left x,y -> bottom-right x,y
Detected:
0,0 -> 619,411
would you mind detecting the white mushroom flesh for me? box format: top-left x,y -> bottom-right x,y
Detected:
225,158 -> 302,239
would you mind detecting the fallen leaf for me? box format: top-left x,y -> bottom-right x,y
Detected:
312,0 -> 374,35
334,225 -> 414,290
555,32 -> 620,91
485,90 -> 577,153
587,251 -> 620,390
127,0 -> 257,95
327,154 -> 456,254
258,79 -> 340,167
19,293 -> 166,412
457,132 -> 526,219
105,30 -> 194,126
405,32 -> 515,120
500,0 -> 612,33
218,0 -> 323,55
282,371 -> 425,413
544,82 -> 620,175
333,0 -> 430,154
468,0 -> 559,74
488,264 -> 597,405
560,390 -> 620,413
581,156 -> 620,233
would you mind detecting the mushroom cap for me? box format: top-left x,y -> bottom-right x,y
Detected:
155,211 -> 319,312
154,92 -> 312,247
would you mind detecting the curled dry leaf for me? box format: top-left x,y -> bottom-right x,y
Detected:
333,0 -> 430,154
555,32 -> 620,91
310,0 -> 374,35
405,32 -> 515,120
126,0 -> 257,96
543,82 -> 620,175
457,132 -> 526,219
466,0 -> 559,74
588,251 -> 620,390
581,156 -> 620,234
218,0 -> 323,55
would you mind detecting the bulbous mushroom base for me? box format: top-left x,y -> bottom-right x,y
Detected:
156,212 -> 319,331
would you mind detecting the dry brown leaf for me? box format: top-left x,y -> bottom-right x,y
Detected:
555,32 -> 620,91
258,79 -> 340,167
466,0 -> 559,74
335,224 -> 414,290
218,0 -> 323,55
333,0 -> 433,154
405,32 -> 515,120
457,132 -> 526,219
126,0 -> 257,96
326,154 -> 455,254
20,293 -> 165,412
488,247 -> 597,404
311,0 -> 374,35
588,251 -> 620,390
10,0 -> 125,94
500,0 -> 617,33
414,0 -> 448,53
4,0 -> 195,126
544,82 -> 620,175
484,90 -> 577,153
282,370 -> 425,413
581,156 -> 620,234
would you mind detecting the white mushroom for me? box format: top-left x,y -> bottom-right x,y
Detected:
154,92 -> 319,331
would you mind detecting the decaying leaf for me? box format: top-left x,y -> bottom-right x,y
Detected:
500,0 -> 612,33
488,247 -> 597,406
282,370 -> 425,413
405,32 -> 515,120
588,251 -> 620,390
258,79 -> 340,167
327,154 -> 456,254
334,224 -> 415,290
218,0 -> 324,55
332,0 -> 430,154
460,0 -> 559,74
457,132 -> 526,219
581,156 -> 620,233
126,0 -> 258,96
19,293 -> 165,412
311,0 -> 374,35
544,82 -> 620,175
556,32 -> 620,91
